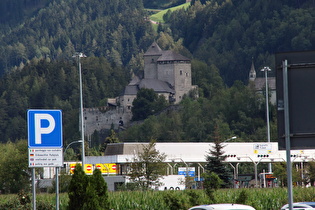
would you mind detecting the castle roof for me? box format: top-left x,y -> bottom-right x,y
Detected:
139,79 -> 175,94
122,85 -> 138,95
144,41 -> 163,56
121,78 -> 175,96
157,50 -> 190,62
254,77 -> 276,90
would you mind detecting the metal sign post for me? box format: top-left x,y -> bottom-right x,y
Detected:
32,168 -> 36,210
56,167 -> 60,210
283,60 -> 293,210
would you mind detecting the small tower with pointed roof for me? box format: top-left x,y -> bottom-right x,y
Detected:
143,42 -> 162,79
249,59 -> 256,82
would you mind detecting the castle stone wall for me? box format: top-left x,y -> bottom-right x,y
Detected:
83,107 -> 132,136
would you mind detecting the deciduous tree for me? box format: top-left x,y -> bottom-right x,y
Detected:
128,140 -> 167,190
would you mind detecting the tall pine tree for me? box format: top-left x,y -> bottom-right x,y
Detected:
204,126 -> 232,188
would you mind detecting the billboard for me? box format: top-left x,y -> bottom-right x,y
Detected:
95,163 -> 117,174
276,51 -> 315,150
69,163 -> 117,175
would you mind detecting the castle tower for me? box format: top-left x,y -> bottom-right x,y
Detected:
143,42 -> 162,79
157,50 -> 192,103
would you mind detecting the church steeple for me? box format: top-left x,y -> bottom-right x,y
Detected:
249,58 -> 256,82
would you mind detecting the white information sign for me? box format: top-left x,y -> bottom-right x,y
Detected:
253,143 -> 272,154
29,148 -> 63,167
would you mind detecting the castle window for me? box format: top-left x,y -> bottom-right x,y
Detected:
96,116 -> 98,121
180,70 -> 183,75
151,58 -> 154,63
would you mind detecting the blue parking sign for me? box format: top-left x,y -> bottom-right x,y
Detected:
28,110 -> 63,148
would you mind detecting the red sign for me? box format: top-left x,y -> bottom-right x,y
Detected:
112,164 -> 116,170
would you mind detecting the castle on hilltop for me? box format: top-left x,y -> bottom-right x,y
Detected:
83,42 -> 197,136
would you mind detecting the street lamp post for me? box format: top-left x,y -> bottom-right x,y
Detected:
73,52 -> 86,167
224,136 -> 237,143
261,66 -> 272,173
64,140 -> 83,158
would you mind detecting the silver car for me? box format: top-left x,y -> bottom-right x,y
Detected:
188,203 -> 256,210
281,202 -> 315,210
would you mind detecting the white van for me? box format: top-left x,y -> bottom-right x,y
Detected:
188,203 -> 256,210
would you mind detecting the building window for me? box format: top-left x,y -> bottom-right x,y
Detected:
96,116 -> 98,121
151,58 -> 154,63
180,70 -> 183,75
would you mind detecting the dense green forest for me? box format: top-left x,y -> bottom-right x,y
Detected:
0,0 -> 314,145
166,0 -> 315,85
0,0 -> 50,26
0,0 -> 153,76
0,57 -> 129,144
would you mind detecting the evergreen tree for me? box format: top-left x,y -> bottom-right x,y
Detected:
100,129 -> 120,154
82,181 -> 100,210
203,172 -> 222,202
92,169 -> 109,209
68,164 -> 88,210
68,165 -> 109,210
204,126 -> 232,188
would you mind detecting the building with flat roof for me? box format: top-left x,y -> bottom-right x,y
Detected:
94,142 -> 314,165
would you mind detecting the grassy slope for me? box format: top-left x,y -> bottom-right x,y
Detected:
150,2 -> 190,23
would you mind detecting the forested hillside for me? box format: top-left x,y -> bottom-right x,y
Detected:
166,0 -> 315,85
0,0 -> 154,76
0,0 -> 50,26
0,57 -> 129,143
0,0 -> 315,144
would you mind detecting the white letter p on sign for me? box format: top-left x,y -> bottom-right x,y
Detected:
34,114 -> 55,144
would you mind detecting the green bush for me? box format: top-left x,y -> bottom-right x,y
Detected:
163,191 -> 189,210
67,164 -> 109,210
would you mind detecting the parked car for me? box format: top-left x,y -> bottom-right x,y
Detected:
188,203 -> 256,210
281,202 -> 315,209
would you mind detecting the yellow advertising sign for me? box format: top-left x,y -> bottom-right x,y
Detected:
95,163 -> 117,174
68,163 -> 117,175
69,163 -> 81,174
84,164 -> 93,174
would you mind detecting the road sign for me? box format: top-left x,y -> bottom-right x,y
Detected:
29,148 -> 63,167
276,51 -> 315,149
28,110 -> 62,148
253,143 -> 272,155
28,109 -> 63,168
178,167 -> 195,177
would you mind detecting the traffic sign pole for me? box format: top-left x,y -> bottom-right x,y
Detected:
56,167 -> 59,210
32,168 -> 36,210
